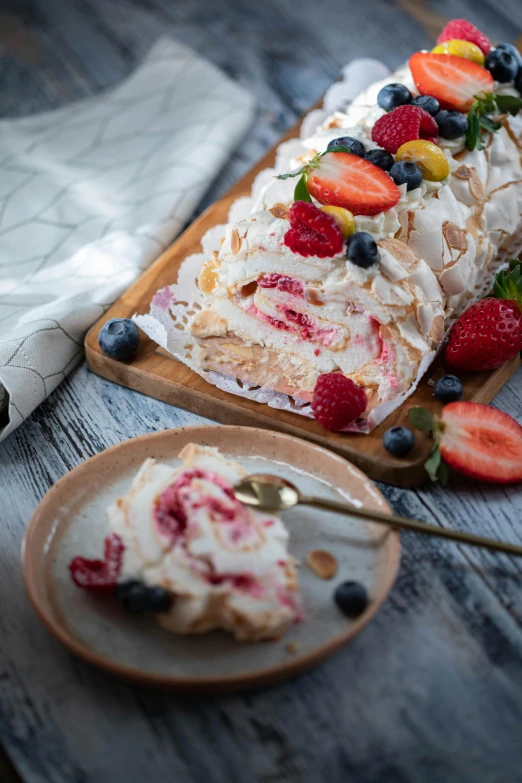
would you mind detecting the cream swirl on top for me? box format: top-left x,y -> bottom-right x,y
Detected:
109,444 -> 300,641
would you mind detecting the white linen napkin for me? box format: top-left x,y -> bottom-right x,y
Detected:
0,37 -> 254,442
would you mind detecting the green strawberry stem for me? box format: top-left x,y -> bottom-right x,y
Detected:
492,262 -> 522,309
466,92 -> 522,152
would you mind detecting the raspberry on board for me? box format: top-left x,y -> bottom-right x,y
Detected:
311,373 -> 367,431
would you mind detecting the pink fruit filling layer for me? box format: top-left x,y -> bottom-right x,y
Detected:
257,273 -> 305,298
247,304 -> 341,347
153,469 -> 293,605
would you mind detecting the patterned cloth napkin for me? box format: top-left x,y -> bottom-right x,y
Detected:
0,37 -> 254,442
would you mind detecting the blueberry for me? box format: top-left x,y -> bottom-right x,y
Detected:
334,581 -> 368,617
383,426 -> 414,457
365,148 -> 394,171
495,43 -> 522,69
116,580 -> 173,614
377,83 -> 412,112
485,49 -> 519,82
389,160 -> 423,191
411,95 -> 440,116
435,110 -> 468,140
98,318 -> 140,360
346,232 -> 379,268
434,374 -> 464,404
327,136 -> 366,157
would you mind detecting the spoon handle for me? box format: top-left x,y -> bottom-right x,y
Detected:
299,494 -> 522,557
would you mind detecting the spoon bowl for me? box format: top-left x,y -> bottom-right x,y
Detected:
234,474 -> 300,511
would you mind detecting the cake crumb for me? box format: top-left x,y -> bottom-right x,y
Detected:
285,641 -> 300,655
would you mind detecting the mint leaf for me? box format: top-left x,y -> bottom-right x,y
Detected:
466,110 -> 480,151
495,94 -> 522,115
408,407 -> 434,433
479,115 -> 501,133
293,173 -> 311,202
326,145 -> 352,154
437,460 -> 450,486
424,444 -> 441,482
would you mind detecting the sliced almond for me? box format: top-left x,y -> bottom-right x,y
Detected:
198,260 -> 219,294
268,202 -> 289,220
230,228 -> 241,255
453,165 -> 472,180
427,367 -> 446,387
468,169 -> 486,201
429,314 -> 444,343
190,309 -> 228,338
305,549 -> 337,580
443,222 -> 467,251
379,237 -> 416,267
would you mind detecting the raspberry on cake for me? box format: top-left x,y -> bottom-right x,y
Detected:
70,444 -> 301,642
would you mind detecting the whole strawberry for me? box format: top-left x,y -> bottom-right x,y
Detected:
445,263 -> 522,371
312,373 -> 367,431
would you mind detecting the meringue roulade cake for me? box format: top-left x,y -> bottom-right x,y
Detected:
105,444 -> 301,641
181,23 -> 522,429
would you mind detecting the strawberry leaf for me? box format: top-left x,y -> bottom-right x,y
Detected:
424,443 -> 441,482
408,406 -> 434,433
277,165 -> 308,181
437,460 -> 450,486
493,263 -> 522,306
293,173 -> 312,202
478,115 -> 501,133
465,109 -> 480,151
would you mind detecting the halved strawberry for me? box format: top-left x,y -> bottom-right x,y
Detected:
409,52 -> 494,111
439,402 -> 522,484
306,152 -> 400,217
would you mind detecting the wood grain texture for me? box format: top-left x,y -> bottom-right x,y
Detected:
84,127 -> 520,487
1,0 -> 522,781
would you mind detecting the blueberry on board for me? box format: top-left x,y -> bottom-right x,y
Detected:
327,136 -> 366,157
434,374 -> 464,404
377,83 -> 412,112
411,95 -> 440,116
485,49 -> 519,82
346,232 -> 379,268
365,148 -> 394,171
383,426 -> 414,457
495,43 -> 522,69
435,110 -> 468,140
334,581 -> 368,617
116,580 -> 173,613
389,160 -> 423,191
98,318 -> 140,360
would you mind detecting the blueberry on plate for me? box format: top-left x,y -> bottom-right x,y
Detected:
327,136 -> 366,157
98,318 -> 140,360
117,580 -> 173,614
435,110 -> 468,140
389,160 -> 423,191
434,374 -> 464,403
365,148 -> 394,171
334,581 -> 368,617
495,42 -> 522,69
346,232 -> 379,268
377,83 -> 412,112
383,426 -> 414,457
411,95 -> 440,116
485,49 -> 519,83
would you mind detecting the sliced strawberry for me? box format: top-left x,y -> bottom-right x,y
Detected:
439,402 -> 522,484
306,152 -> 400,217
409,52 -> 494,111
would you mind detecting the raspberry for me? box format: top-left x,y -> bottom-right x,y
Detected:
69,533 -> 124,593
371,105 -> 439,154
437,19 -> 491,57
283,201 -> 344,258
311,373 -> 367,431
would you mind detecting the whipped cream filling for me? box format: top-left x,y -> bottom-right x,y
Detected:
109,444 -> 301,641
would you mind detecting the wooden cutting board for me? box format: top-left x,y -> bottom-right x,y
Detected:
84,118 -> 520,488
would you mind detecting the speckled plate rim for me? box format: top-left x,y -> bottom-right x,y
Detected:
22,425 -> 400,692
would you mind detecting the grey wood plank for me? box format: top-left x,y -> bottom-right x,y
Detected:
0,0 -> 522,781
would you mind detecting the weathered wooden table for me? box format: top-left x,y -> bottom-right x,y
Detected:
1,1 -> 522,781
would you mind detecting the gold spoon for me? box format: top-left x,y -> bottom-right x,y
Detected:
234,474 -> 522,557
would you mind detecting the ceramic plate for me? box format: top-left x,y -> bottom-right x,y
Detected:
22,425 -> 400,691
